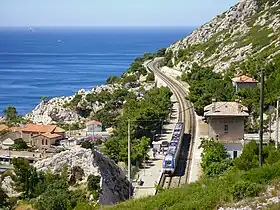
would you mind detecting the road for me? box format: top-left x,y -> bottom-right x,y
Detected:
146,58 -> 196,190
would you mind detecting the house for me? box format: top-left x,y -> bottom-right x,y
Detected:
232,75 -> 257,91
204,100 -> 249,159
0,124 -> 8,132
32,133 -> 63,149
7,124 -> 65,149
1,138 -> 14,149
86,120 -> 102,132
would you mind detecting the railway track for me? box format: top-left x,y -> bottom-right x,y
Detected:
146,58 -> 196,193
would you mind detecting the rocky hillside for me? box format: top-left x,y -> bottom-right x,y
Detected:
25,75 -> 154,125
34,147 -> 132,205
166,0 -> 280,72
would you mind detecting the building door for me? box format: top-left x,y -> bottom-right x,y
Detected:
233,151 -> 238,159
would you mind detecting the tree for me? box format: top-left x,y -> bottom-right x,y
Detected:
146,73 -> 155,82
0,186 -> 9,208
87,175 -> 101,192
106,76 -> 120,84
40,96 -> 49,101
3,106 -> 23,125
12,157 -> 39,198
12,138 -> 28,150
199,138 -> 232,177
233,141 -> 259,171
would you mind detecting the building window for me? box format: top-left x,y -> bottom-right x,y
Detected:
45,140 -> 48,146
42,139 -> 44,146
224,124 -> 228,133
233,151 -> 238,159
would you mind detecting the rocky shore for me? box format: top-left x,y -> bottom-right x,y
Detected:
25,78 -> 155,125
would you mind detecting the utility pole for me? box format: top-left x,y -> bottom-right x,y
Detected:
259,69 -> 264,167
128,119 -> 131,199
276,98 -> 279,149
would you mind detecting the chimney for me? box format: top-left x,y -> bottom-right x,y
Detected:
212,98 -> 216,112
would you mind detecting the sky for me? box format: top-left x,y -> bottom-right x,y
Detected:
0,0 -> 238,27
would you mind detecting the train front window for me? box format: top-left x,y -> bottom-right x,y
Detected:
165,160 -> 172,167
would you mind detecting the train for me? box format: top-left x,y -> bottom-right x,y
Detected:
162,122 -> 185,174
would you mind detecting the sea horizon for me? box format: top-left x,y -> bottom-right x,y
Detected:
0,27 -> 193,115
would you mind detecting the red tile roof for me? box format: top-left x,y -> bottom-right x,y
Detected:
42,133 -> 62,139
86,120 -> 102,126
22,124 -> 56,133
9,126 -> 22,132
0,124 -> 8,132
232,75 -> 257,83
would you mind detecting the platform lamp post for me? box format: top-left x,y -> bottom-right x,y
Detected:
259,69 -> 264,167
276,97 -> 280,149
127,119 -> 131,200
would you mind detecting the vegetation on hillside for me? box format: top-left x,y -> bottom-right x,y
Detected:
104,140 -> 280,210
103,87 -> 172,165
181,54 -> 280,132
0,158 -> 100,210
2,106 -> 25,126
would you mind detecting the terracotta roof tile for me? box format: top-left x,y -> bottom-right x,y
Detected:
86,120 -> 102,126
9,126 -> 22,132
232,75 -> 257,83
0,124 -> 8,132
22,124 -> 56,133
41,133 -> 62,139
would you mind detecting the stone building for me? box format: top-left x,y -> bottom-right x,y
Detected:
232,75 -> 257,91
204,101 -> 249,158
86,120 -> 102,132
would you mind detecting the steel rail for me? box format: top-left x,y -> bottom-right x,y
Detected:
147,59 -> 195,193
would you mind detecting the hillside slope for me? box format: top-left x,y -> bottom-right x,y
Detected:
166,0 -> 280,72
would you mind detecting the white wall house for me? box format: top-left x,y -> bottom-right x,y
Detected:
232,75 -> 257,92
204,101 -> 249,159
86,120 -> 102,133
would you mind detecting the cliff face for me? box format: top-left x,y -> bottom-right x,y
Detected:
167,0 -> 280,72
34,147 -> 132,205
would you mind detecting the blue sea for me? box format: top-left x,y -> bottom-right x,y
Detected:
0,27 -> 192,114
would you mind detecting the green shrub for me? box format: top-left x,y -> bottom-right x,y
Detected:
146,73 -> 155,82
230,180 -> 262,200
233,141 -> 259,171
106,76 -> 120,84
241,161 -> 280,184
87,175 -> 101,192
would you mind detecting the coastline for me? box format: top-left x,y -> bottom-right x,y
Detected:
0,27 -> 191,115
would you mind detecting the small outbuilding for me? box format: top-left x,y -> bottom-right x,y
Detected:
1,138 -> 14,149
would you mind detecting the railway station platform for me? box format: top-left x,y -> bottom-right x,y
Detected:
133,94 -> 178,198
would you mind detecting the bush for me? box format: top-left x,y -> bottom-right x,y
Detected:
12,138 -> 28,150
233,141 -> 259,171
241,161 -> 280,185
230,180 -> 262,200
106,76 -> 120,84
146,73 -> 155,82
87,175 -> 101,192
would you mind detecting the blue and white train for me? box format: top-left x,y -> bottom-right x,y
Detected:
162,122 -> 185,174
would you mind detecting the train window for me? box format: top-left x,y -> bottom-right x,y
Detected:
165,160 -> 172,167
224,125 -> 228,133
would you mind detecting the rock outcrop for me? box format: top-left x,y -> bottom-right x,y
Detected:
34,147 -> 132,205
26,80 -> 155,125
167,0 -> 280,72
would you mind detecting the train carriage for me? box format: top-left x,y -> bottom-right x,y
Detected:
162,122 -> 185,174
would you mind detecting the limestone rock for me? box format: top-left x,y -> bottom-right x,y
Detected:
167,0 -> 280,72
34,147 -> 132,205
